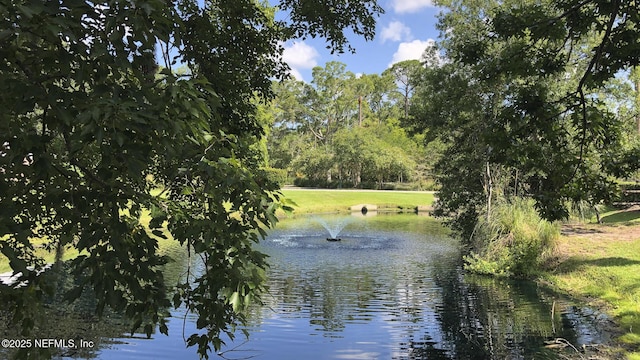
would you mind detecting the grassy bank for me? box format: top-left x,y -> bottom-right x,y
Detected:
542,206 -> 640,359
464,199 -> 560,278
279,188 -> 436,215
0,237 -> 80,274
0,189 -> 436,273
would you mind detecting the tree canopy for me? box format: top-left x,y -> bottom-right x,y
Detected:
407,0 -> 640,238
0,0 -> 382,358
264,60 -> 430,189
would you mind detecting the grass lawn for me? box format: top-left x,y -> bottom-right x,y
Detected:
279,188 -> 436,215
0,189 -> 436,273
0,236 -> 82,274
543,206 -> 640,358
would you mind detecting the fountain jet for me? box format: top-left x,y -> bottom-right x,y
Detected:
313,217 -> 352,242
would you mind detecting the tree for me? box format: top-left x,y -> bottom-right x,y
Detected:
629,67 -> 640,135
409,0 -> 640,239
306,61 -> 359,142
359,72 -> 401,124
452,0 -> 640,219
266,78 -> 310,170
292,145 -> 336,185
332,126 -> 416,188
385,59 -> 423,118
0,0 -> 383,358
409,60 -> 505,238
333,128 -> 372,187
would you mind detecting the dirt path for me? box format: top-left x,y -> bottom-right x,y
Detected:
561,222 -> 640,242
553,207 -> 640,263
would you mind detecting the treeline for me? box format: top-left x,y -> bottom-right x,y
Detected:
261,60 -> 441,189
404,0 -> 640,277
258,0 -> 640,279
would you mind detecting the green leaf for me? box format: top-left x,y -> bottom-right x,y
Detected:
115,132 -> 125,147
151,229 -> 167,239
131,319 -> 143,335
64,286 -> 85,302
16,5 -> 35,18
159,321 -> 169,336
229,292 -> 241,312
0,29 -> 13,41
144,324 -> 153,338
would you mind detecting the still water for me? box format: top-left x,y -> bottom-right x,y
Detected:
97,214 -> 607,360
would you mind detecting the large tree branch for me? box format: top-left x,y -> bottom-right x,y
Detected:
308,126 -> 324,141
577,0 -> 620,91
556,0 -> 621,188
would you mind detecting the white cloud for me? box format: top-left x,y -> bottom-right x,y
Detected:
388,39 -> 435,66
282,41 -> 319,81
380,21 -> 412,43
391,0 -> 434,14
288,68 -> 304,81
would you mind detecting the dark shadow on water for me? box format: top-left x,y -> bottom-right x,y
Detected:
0,263 -> 130,359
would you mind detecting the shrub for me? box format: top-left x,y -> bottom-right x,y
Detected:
263,167 -> 289,186
464,198 -> 559,278
565,200 -> 600,224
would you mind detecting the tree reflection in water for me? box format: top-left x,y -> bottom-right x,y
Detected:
79,214 -> 608,360
0,263 -> 129,359
239,214 -> 606,360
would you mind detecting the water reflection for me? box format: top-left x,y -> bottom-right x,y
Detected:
0,264 -> 129,359
237,214 -> 605,359
98,214 -> 608,359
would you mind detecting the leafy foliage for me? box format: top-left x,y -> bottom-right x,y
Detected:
464,199 -> 559,278
384,59 -> 424,118
279,0 -> 383,54
0,0 -> 383,358
409,0 -> 640,242
266,61 -> 429,188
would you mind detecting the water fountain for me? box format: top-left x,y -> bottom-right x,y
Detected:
313,216 -> 353,242
98,214 -> 611,360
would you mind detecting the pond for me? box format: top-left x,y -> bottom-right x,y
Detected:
95,213 -> 608,359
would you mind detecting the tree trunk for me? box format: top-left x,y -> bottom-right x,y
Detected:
358,95 -> 363,126
351,164 -> 361,187
593,204 -> 601,224
635,74 -> 640,133
486,162 -> 492,222
404,88 -> 409,118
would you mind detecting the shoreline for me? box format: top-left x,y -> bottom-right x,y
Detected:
538,221 -> 640,359
2,188 -> 637,357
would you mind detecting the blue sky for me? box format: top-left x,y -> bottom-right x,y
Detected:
280,0 -> 442,82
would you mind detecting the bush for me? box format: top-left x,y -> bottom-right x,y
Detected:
464,198 -> 559,278
262,167 -> 289,186
417,178 -> 440,191
565,200 -> 602,223
292,177 -> 341,188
